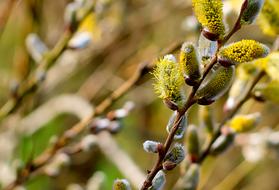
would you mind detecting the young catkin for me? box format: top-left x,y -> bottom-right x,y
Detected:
180,42 -> 202,86
196,65 -> 235,105
192,0 -> 225,40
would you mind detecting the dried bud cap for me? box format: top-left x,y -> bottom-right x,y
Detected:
164,143 -> 185,165
186,125 -> 200,162
150,170 -> 166,190
177,164 -> 200,190
218,40 -> 270,66
180,42 -> 202,86
196,65 -> 235,105
26,33 -> 49,63
166,111 -> 188,139
229,113 -> 261,133
258,0 -> 279,36
113,179 -> 131,190
241,0 -> 264,25
153,55 -> 185,110
198,106 -> 214,135
162,160 -> 177,171
210,128 -> 235,155
192,0 -> 225,40
143,141 -> 161,153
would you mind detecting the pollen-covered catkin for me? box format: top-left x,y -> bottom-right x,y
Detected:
229,113 -> 261,133
192,0 -> 225,40
153,55 -> 185,109
180,42 -> 201,86
218,40 -> 269,66
196,65 -> 235,105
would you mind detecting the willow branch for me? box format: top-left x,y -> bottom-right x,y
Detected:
140,52 -> 219,190
140,1 -> 253,186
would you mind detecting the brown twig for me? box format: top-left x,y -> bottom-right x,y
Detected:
140,0 -> 252,187
140,52 -> 219,190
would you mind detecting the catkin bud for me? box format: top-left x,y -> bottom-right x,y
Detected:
241,0 -> 265,25
113,179 -> 131,190
166,112 -> 187,139
186,125 -> 200,162
150,170 -> 166,190
153,55 -> 185,110
180,42 -> 201,86
164,143 -> 185,166
196,65 -> 235,105
198,106 -> 214,135
143,141 -> 161,154
218,40 -> 270,66
26,33 -> 49,63
192,0 -> 225,40
210,127 -> 235,155
229,113 -> 261,133
179,164 -> 200,190
258,0 -> 279,36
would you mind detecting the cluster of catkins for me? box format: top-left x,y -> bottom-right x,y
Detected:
141,0 -> 270,189
112,0 -> 279,189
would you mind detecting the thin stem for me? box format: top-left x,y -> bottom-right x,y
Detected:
221,0 -> 248,44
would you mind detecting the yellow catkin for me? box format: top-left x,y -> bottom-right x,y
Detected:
153,55 -> 185,106
229,113 -> 260,133
192,0 -> 225,36
219,40 -> 269,64
196,65 -> 235,104
258,0 -> 279,36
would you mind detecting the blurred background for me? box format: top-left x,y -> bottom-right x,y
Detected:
0,0 -> 278,189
